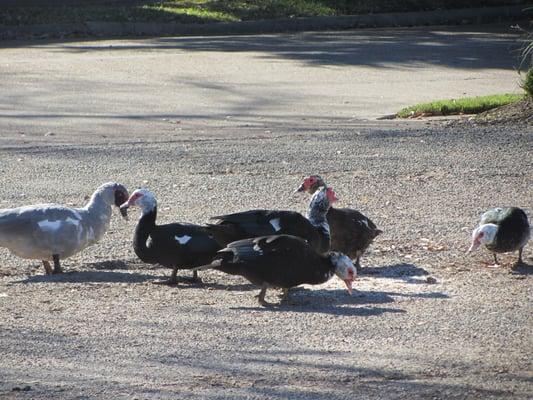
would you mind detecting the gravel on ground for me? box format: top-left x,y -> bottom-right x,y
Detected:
0,117 -> 531,399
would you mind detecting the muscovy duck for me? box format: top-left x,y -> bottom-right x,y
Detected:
468,207 -> 530,266
296,175 -> 381,269
206,186 -> 338,254
0,182 -> 129,274
120,188 -> 222,284
194,234 -> 357,306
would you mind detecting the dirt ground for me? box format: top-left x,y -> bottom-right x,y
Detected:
0,116 -> 531,399
0,23 -> 531,399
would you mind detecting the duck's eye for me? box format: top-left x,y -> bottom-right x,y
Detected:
115,190 -> 128,206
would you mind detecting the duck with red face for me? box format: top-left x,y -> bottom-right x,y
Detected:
296,175 -> 381,270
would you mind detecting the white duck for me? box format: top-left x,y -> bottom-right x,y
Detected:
0,182 -> 129,274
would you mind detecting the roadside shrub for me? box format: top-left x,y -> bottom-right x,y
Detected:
520,68 -> 533,98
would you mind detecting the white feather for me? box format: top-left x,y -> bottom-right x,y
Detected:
253,244 -> 263,254
175,235 -> 192,245
269,218 -> 281,232
37,220 -> 62,232
65,217 -> 80,226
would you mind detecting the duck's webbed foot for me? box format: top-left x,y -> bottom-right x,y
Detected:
152,266 -> 179,285
482,253 -> 500,268
181,270 -> 203,284
255,284 -> 272,307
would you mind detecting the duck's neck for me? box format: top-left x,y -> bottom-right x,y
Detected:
307,255 -> 335,284
307,203 -> 331,253
133,206 -> 158,263
85,191 -> 112,216
83,192 -> 113,239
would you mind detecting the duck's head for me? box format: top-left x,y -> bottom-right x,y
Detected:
330,252 -> 357,295
295,175 -> 326,194
120,188 -> 157,217
96,182 -> 129,219
468,223 -> 498,252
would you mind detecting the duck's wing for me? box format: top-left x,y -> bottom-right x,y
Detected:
211,209 -> 286,237
0,205 -> 82,236
220,235 -> 326,288
151,223 -> 221,254
224,234 -> 310,263
0,205 -> 89,259
0,208 -> 33,234
480,207 -> 507,225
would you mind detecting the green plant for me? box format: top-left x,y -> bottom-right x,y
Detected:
520,68 -> 533,98
514,9 -> 532,70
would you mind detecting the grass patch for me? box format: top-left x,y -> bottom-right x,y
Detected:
0,0 -> 527,26
0,4 -> 238,26
396,94 -> 524,118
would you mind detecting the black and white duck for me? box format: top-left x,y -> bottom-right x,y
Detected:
468,207 -> 530,266
194,234 -> 357,306
0,182 -> 129,274
206,186 -> 338,254
296,175 -> 381,269
120,188 -> 222,284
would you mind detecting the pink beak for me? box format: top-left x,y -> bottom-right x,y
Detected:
343,279 -> 353,295
467,240 -> 481,253
294,183 -> 306,193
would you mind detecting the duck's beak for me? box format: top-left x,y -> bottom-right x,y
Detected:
343,279 -> 353,295
293,183 -> 306,194
119,203 -> 130,220
467,240 -> 480,253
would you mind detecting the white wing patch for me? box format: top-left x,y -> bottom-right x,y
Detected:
65,217 -> 80,226
70,211 -> 82,220
175,235 -> 192,245
253,244 -> 263,255
37,220 -> 63,232
269,218 -> 281,232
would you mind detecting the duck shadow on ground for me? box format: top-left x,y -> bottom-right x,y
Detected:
12,270 -> 158,284
153,277 -> 257,292
510,261 -> 533,276
85,259 -> 143,271
193,277 -> 257,292
360,263 -> 428,279
230,287 -> 448,316
232,302 -> 405,317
